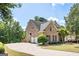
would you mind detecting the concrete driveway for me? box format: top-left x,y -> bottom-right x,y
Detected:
5,43 -> 79,56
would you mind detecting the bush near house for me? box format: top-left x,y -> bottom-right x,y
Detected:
0,42 -> 5,54
38,34 -> 48,45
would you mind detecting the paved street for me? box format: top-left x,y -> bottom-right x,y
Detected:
6,43 -> 79,56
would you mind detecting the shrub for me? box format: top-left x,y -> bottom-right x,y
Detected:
38,34 -> 48,45
0,42 -> 5,54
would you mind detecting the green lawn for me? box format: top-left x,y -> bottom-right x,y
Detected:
41,43 -> 79,53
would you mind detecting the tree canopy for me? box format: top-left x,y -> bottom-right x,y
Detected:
0,3 -> 21,20
0,19 -> 26,43
64,3 -> 79,42
58,26 -> 69,43
34,16 -> 47,22
0,3 -> 26,43
38,34 -> 48,45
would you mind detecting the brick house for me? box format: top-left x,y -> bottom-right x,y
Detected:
25,19 -> 61,43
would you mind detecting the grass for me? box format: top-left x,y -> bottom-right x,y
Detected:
41,43 -> 79,53
5,45 -> 33,56
0,42 -> 5,54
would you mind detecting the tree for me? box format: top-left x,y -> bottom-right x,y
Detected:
38,34 -> 48,45
34,16 -> 47,22
0,42 -> 5,54
58,26 -> 69,43
0,3 -> 21,20
11,21 -> 25,42
5,19 -> 25,43
0,19 -> 25,43
0,22 -> 7,43
64,4 -> 79,43
34,16 -> 40,21
0,3 -> 24,43
22,31 -> 26,39
39,17 -> 47,22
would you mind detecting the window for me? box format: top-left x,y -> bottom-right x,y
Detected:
52,35 -> 57,42
50,27 -> 52,31
55,36 -> 57,40
52,35 -> 54,42
30,33 -> 32,36
54,35 -> 57,42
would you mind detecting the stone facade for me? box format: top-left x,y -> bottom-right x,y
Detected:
25,20 -> 60,43
25,20 -> 39,43
43,22 -> 59,43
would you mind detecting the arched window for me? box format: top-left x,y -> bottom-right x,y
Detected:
54,35 -> 57,42
52,35 -> 57,42
52,35 -> 54,42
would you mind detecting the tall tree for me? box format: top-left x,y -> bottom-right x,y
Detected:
34,16 -> 40,21
0,19 -> 25,43
58,26 -> 69,43
64,4 -> 79,43
0,3 -> 25,43
0,21 -> 7,43
13,21 -> 25,42
0,3 -> 21,20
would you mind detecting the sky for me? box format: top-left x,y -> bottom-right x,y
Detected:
12,3 -> 73,30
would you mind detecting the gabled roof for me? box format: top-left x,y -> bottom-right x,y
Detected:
54,21 -> 60,28
40,22 -> 50,31
33,20 -> 43,30
27,20 -> 60,31
40,21 -> 60,31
